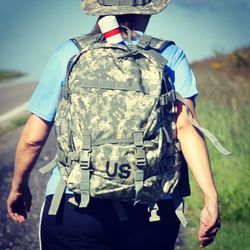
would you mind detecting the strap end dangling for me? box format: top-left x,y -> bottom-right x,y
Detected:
148,204 -> 161,222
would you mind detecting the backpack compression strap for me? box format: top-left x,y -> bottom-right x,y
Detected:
133,131 -> 147,204
43,134 -> 92,216
79,134 -> 92,208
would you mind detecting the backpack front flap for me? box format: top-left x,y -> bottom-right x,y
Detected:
54,40 -> 180,207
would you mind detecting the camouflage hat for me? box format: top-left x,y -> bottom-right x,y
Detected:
81,0 -> 171,16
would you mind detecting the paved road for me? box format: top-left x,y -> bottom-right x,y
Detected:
0,80 -> 37,115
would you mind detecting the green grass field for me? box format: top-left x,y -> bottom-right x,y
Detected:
182,48 -> 250,250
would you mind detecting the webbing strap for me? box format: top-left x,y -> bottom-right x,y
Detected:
133,131 -> 144,147
82,134 -> 92,150
137,34 -> 175,53
133,131 -> 146,201
81,79 -> 149,94
79,134 -> 92,208
79,169 -> 91,207
134,169 -> 144,200
162,91 -> 231,156
48,178 -> 66,215
39,157 -> 56,174
160,91 -> 176,106
70,34 -> 103,51
137,34 -> 152,49
143,49 -> 167,68
150,39 -> 175,52
149,38 -> 163,51
137,35 -> 171,68
163,126 -> 171,143
174,201 -> 188,227
92,138 -> 155,147
135,34 -> 168,69
93,138 -> 134,146
97,0 -> 150,6
172,190 -> 188,227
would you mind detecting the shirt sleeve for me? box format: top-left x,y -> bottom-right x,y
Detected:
162,44 -> 198,100
27,40 -> 79,122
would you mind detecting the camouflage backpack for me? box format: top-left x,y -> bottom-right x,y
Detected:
40,34 -> 230,225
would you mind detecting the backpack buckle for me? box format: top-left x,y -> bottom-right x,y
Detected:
133,131 -> 146,168
148,203 -> 161,222
79,134 -> 92,169
136,146 -> 146,168
79,150 -> 90,169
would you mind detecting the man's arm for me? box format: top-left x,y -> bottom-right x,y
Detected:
176,98 -> 221,248
7,114 -> 53,223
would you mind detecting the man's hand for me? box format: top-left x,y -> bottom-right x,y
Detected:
198,199 -> 221,248
7,185 -> 32,224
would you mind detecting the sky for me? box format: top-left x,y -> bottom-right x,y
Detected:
1,0 -> 250,80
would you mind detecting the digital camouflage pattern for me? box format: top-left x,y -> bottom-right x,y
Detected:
54,37 -> 183,207
81,0 -> 172,16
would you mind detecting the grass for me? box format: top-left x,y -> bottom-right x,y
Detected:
0,70 -> 26,82
181,48 -> 250,249
0,113 -> 29,137
184,220 -> 250,250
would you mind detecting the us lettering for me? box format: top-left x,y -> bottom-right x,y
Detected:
105,161 -> 131,179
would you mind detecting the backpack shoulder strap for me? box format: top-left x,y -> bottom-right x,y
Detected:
137,34 -> 175,53
136,34 -> 176,92
70,33 -> 103,51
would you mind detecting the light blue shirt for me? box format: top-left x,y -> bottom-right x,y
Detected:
28,38 -> 198,196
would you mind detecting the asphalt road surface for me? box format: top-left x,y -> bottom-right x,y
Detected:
0,80 -> 37,115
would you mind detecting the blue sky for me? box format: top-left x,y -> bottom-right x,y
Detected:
1,0 -> 250,80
